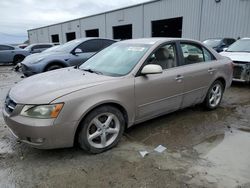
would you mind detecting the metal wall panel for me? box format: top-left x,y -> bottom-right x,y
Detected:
80,14 -> 106,38
28,30 -> 38,44
105,5 -> 144,39
48,24 -> 63,43
200,0 -> 250,40
143,0 -> 202,39
36,27 -> 50,43
28,0 -> 250,44
61,20 -> 81,43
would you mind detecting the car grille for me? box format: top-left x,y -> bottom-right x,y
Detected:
233,65 -> 243,79
233,61 -> 249,64
5,95 -> 17,114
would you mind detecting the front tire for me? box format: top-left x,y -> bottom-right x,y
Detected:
204,80 -> 224,110
78,106 -> 125,154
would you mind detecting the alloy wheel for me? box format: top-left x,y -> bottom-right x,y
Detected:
86,113 -> 120,149
209,84 -> 222,108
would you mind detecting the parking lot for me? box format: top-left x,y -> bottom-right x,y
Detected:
0,65 -> 250,188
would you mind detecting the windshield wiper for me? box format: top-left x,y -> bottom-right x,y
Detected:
83,68 -> 103,75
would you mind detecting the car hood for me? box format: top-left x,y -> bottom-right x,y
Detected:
220,51 -> 250,62
9,68 -> 116,104
22,51 -> 67,64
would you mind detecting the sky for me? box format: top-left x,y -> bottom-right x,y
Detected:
0,0 -> 149,44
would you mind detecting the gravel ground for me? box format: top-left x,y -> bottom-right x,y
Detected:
0,66 -> 250,188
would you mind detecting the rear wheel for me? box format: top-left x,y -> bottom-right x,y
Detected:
45,64 -> 63,72
204,80 -> 224,110
78,106 -> 125,154
13,55 -> 25,65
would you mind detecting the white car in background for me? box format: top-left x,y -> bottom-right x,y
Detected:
220,38 -> 250,83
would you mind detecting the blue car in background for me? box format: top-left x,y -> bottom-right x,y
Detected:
24,43 -> 55,54
0,44 -> 30,65
21,38 -> 116,76
203,38 -> 236,53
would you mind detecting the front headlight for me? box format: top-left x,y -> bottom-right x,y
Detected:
20,103 -> 64,119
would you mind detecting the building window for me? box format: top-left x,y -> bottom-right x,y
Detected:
152,17 -> 183,38
113,24 -> 132,40
85,29 -> 99,37
51,34 -> 59,43
66,32 -> 76,42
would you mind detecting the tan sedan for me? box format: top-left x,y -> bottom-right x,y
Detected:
3,38 -> 233,153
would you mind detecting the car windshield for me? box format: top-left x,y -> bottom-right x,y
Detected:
227,39 -> 250,52
80,43 -> 151,77
203,39 -> 221,47
49,39 -> 83,52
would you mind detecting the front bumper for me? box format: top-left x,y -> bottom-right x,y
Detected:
2,104 -> 78,149
233,63 -> 250,82
21,63 -> 43,77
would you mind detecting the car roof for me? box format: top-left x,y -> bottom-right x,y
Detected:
0,44 -> 14,47
29,43 -> 54,46
119,38 -> 201,45
240,38 -> 250,40
204,38 -> 235,40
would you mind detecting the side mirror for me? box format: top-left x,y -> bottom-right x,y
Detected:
141,64 -> 163,75
223,47 -> 228,51
73,48 -> 83,55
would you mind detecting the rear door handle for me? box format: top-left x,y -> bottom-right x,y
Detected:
175,75 -> 184,82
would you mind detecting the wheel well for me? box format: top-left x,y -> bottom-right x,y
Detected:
73,103 -> 129,146
215,77 -> 226,90
44,62 -> 67,72
13,54 -> 25,61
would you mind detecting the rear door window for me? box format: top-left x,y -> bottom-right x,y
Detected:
180,43 -> 204,65
77,40 -> 103,53
180,43 -> 215,65
203,47 -> 215,61
0,45 -> 14,51
40,44 -> 53,49
226,39 -> 236,45
101,40 -> 115,49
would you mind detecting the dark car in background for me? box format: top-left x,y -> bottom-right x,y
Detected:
21,38 -> 116,76
24,43 -> 55,54
0,44 -> 30,65
203,38 -> 236,52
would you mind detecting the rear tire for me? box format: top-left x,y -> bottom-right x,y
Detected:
45,64 -> 63,72
204,80 -> 224,110
13,55 -> 25,65
78,105 -> 125,154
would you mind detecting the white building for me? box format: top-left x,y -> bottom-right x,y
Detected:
28,0 -> 250,44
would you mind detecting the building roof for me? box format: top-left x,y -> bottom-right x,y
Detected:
28,0 -> 160,32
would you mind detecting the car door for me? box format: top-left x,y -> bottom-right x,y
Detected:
178,42 -> 218,108
135,42 -> 185,122
68,39 -> 103,66
0,45 -> 15,64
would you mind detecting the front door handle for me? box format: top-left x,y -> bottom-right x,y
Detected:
175,75 -> 184,82
208,68 -> 216,74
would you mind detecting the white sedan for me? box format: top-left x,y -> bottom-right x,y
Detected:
220,38 -> 250,82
